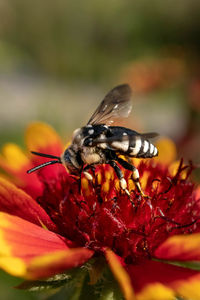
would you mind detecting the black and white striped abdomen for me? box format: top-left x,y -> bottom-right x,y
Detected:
128,137 -> 158,158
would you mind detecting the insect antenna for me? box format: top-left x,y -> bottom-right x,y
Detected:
27,151 -> 62,174
30,151 -> 61,160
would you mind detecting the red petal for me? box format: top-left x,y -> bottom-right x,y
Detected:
25,122 -> 66,181
26,248 -> 94,279
25,122 -> 63,156
126,260 -> 200,300
155,233 -> 200,261
0,177 -> 57,232
0,123 -> 66,197
0,144 -> 43,198
0,212 -> 71,259
0,212 -> 93,279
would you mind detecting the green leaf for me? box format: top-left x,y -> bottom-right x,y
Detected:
46,267 -> 88,300
16,273 -> 71,291
45,260 -> 123,300
16,258 -> 124,300
170,261 -> 200,271
154,259 -> 200,271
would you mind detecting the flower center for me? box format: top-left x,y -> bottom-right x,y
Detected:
37,160 -> 200,263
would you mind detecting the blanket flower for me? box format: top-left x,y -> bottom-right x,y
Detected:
0,122 -> 200,300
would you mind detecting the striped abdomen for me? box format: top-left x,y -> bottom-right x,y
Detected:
105,126 -> 158,159
128,136 -> 158,158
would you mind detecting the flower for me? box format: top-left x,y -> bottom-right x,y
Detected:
0,122 -> 200,300
121,57 -> 186,94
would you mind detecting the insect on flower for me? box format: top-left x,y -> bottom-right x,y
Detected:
27,84 -> 158,196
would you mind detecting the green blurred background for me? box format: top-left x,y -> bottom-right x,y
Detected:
0,0 -> 200,298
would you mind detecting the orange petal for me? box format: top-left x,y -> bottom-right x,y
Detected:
0,143 -> 43,199
0,177 -> 57,231
126,260 -> 200,300
0,212 -> 93,279
26,248 -> 94,279
154,137 -> 177,165
169,160 -> 188,179
0,143 -> 29,172
155,233 -> 200,261
25,122 -> 63,156
0,257 -> 27,277
25,122 -> 66,181
105,249 -> 136,300
136,284 -> 174,300
175,275 -> 200,300
0,212 -> 70,259
195,186 -> 200,200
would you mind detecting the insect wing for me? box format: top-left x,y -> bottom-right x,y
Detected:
140,132 -> 159,139
87,84 -> 132,125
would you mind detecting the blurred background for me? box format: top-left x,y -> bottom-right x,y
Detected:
0,0 -> 200,298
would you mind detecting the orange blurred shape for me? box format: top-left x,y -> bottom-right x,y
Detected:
121,58 -> 185,94
155,137 -> 177,165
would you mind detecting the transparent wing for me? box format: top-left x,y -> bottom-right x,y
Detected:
140,132 -> 159,139
87,84 -> 132,125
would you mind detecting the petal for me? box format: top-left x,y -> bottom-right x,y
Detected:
0,143 -> 29,172
176,276 -> 200,300
0,177 -> 57,232
0,123 -> 65,197
25,122 -> 63,155
26,248 -> 94,279
25,122 -> 66,180
0,257 -> 27,277
169,160 -> 188,179
154,137 -> 177,165
195,186 -> 200,200
0,212 -> 93,279
0,144 -> 43,199
0,212 -> 70,259
105,249 -> 136,300
155,233 -> 200,261
126,260 -> 200,300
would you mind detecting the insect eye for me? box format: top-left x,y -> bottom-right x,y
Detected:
62,148 -> 80,173
84,137 -> 93,146
63,149 -> 71,164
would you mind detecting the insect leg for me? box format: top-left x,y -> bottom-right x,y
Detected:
116,157 -> 147,197
83,165 -> 95,181
109,160 -> 130,196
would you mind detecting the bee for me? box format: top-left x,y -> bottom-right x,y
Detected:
28,84 -> 158,196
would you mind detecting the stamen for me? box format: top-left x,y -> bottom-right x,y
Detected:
158,177 -> 173,196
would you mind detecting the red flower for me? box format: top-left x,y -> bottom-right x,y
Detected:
121,58 -> 185,94
0,122 -> 200,300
